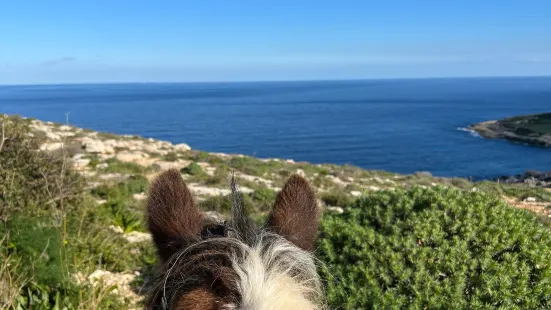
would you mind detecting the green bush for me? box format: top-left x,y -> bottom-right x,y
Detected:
91,176 -> 149,232
91,175 -> 149,200
320,191 -> 352,207
181,162 -> 203,176
0,116 -> 84,220
318,187 -> 551,309
250,188 -> 277,212
162,152 -> 179,162
199,193 -> 254,214
103,158 -> 145,174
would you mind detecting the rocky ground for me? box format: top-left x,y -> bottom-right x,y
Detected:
19,116 -> 551,306
496,170 -> 551,188
470,112 -> 551,147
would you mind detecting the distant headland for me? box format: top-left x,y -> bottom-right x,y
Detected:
470,112 -> 551,147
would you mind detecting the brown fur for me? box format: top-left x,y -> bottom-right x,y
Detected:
145,170 -> 321,309
146,169 -> 204,262
266,174 -> 320,251
174,288 -> 219,309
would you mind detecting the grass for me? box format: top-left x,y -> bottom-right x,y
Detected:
181,162 -> 204,176
103,158 -> 148,175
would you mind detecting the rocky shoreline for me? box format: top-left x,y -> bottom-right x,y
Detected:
496,170 -> 551,188
470,112 -> 551,147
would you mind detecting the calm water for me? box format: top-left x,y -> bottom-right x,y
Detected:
1,77 -> 550,179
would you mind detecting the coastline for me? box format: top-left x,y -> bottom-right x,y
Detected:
470,113 -> 551,147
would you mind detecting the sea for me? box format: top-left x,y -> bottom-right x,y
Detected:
1,77 -> 550,179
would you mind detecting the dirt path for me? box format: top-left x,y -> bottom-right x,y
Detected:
502,196 -> 551,216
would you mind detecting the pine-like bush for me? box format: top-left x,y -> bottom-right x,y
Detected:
318,187 -> 551,309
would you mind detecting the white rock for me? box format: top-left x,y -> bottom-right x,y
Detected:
367,186 -> 380,191
57,131 -> 75,137
155,160 -> 190,171
81,137 -> 114,154
236,173 -> 274,187
204,211 -> 226,223
95,199 -> 107,205
80,170 -> 97,178
58,125 -> 72,131
98,173 -> 125,181
174,143 -> 191,151
350,190 -> 362,197
73,158 -> 90,169
327,206 -> 344,214
133,193 -> 147,201
87,269 -> 138,300
97,163 -> 108,169
296,169 -> 306,177
109,225 -> 124,234
41,130 -> 61,141
524,197 -> 537,203
40,142 -> 64,151
325,175 -> 350,187
116,151 -> 149,162
124,231 -> 151,243
188,184 -> 254,196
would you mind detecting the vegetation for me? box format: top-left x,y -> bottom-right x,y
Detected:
181,162 -> 204,176
318,187 -> 551,309
0,115 -> 83,221
3,114 -> 551,309
0,116 -> 153,309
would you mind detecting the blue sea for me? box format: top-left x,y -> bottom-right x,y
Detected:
1,77 -> 550,179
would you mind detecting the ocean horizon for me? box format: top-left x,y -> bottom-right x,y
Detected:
1,76 -> 550,179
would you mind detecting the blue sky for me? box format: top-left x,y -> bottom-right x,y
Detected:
1,1 -> 550,84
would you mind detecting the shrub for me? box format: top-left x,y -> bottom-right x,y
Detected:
320,190 -> 352,207
181,162 -> 203,176
250,188 -> 276,212
162,152 -> 179,162
318,187 -> 551,309
103,158 -> 145,174
0,115 -> 84,221
199,194 -> 254,215
205,166 -> 229,185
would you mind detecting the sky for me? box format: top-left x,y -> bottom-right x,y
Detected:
1,1 -> 551,84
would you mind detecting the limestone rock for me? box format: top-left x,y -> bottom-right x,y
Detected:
40,142 -> 64,151
116,151 -> 149,162
327,206 -> 344,214
174,143 -> 191,151
124,231 -> 151,243
81,137 -> 114,154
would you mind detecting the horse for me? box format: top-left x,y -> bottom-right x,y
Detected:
145,168 -> 324,310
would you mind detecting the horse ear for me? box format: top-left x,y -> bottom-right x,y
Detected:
146,169 -> 204,262
266,174 -> 320,251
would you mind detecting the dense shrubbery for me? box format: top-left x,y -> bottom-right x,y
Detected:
0,116 -> 83,221
318,187 -> 551,309
0,116 -> 144,309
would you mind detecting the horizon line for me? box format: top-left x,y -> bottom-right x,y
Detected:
1,74 -> 550,87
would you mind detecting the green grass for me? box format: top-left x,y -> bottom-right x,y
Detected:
181,162 -> 204,176
103,158 -> 147,174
